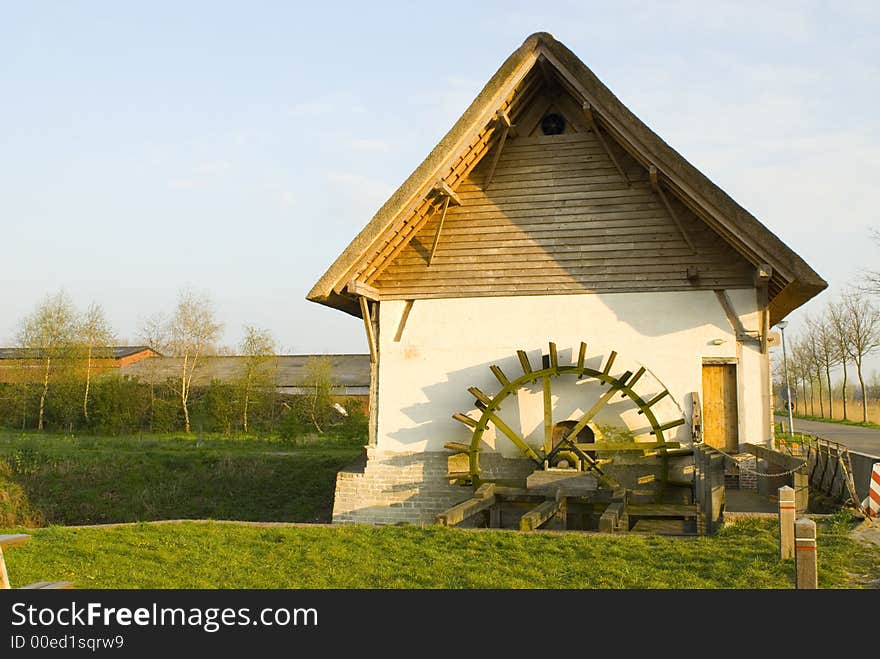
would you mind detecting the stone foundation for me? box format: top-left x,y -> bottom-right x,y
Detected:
332,447 -> 698,524
331,449 -> 534,525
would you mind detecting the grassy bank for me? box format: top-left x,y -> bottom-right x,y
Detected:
1,516 -> 876,589
0,431 -> 362,526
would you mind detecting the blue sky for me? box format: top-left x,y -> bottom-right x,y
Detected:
1,1 -> 878,360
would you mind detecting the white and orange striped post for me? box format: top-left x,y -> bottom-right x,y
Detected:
862,463 -> 880,518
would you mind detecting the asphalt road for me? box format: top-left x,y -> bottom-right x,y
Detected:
774,415 -> 880,457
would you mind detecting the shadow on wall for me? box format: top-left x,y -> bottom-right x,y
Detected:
388,345 -> 692,454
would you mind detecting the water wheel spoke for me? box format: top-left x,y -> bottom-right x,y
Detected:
564,370 -> 632,443
516,350 -> 533,377
490,365 -> 510,387
484,408 -> 542,463
620,366 -> 646,398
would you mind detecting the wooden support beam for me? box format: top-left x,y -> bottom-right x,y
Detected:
483,111 -> 512,190
436,492 -> 497,526
392,300 -> 414,342
536,54 -> 558,86
346,280 -> 381,301
599,502 -> 624,533
543,375 -> 553,454
714,289 -> 758,343
626,503 -> 699,518
444,441 -> 472,453
583,102 -> 629,186
359,297 -> 377,363
754,269 -> 771,354
649,165 -> 696,254
519,499 -> 561,531
549,342 -> 558,371
432,180 -> 462,206
474,483 -> 496,498
574,441 -> 681,452
427,196 -> 450,266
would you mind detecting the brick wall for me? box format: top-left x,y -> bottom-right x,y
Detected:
332,449 -> 533,525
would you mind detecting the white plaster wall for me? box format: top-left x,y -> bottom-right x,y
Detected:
376,290 -> 769,455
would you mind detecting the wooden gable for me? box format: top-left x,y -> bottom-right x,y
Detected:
370,86 -> 755,299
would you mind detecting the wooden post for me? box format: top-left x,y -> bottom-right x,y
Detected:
599,502 -> 623,533
0,547 -> 10,589
793,467 -> 809,513
794,517 -> 818,589
489,505 -> 502,529
778,485 -> 795,560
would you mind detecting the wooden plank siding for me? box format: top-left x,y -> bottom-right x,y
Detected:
373,128 -> 755,299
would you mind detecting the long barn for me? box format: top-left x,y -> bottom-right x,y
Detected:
308,32 -> 826,529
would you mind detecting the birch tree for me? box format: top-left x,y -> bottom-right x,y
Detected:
298,356 -> 336,434
17,292 -> 78,431
841,292 -> 880,423
79,302 -> 115,421
238,326 -> 276,433
167,290 -> 222,433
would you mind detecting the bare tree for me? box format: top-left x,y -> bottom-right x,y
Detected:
805,322 -> 825,417
137,312 -> 168,430
828,299 -> 852,420
167,290 -> 222,433
791,337 -> 814,416
238,326 -> 276,433
78,302 -> 115,421
17,291 -> 78,431
841,292 -> 880,422
859,229 -> 880,295
808,313 -> 838,418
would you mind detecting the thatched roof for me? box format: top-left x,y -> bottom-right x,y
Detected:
307,32 -> 826,324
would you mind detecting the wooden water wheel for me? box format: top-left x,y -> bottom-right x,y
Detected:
448,341 -> 690,503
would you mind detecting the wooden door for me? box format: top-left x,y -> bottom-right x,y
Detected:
702,364 -> 738,451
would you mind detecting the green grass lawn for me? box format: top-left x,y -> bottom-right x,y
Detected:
0,430 -> 362,526
1,516 -> 877,588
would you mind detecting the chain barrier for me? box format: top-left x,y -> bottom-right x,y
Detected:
697,443 -> 808,477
